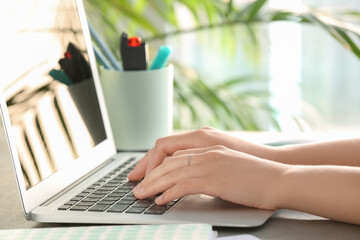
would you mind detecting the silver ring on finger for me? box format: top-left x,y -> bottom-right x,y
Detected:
187,153 -> 193,167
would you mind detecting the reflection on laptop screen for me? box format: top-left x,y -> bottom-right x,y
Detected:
3,0 -> 107,189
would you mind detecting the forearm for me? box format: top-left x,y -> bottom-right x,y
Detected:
276,165 -> 360,225
273,139 -> 360,167
231,134 -> 360,167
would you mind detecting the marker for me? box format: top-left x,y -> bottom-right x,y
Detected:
120,32 -> 148,70
149,46 -> 173,70
49,69 -> 73,86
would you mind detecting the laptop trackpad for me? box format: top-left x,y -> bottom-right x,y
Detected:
166,194 -> 274,227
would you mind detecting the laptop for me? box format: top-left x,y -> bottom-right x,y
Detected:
0,0 -> 273,227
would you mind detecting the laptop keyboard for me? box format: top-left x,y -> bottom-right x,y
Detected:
58,157 -> 178,215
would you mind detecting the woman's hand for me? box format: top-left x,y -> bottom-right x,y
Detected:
132,145 -> 288,210
128,127 -> 277,181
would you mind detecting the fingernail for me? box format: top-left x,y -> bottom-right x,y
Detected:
155,195 -> 163,204
134,186 -> 145,195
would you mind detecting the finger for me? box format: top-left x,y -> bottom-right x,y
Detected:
172,145 -> 226,157
143,128 -> 216,176
155,178 -> 215,205
133,165 -> 205,199
141,152 -> 206,187
145,146 -> 167,176
127,148 -> 154,181
127,156 -> 147,181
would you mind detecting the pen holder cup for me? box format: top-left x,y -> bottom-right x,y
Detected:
100,65 -> 173,151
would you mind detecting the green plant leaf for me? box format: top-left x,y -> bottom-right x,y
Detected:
147,0 -> 179,28
333,26 -> 360,59
305,12 -> 360,59
236,0 -> 268,21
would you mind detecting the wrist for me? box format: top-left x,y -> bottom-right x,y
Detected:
267,145 -> 292,164
265,162 -> 293,210
257,145 -> 283,163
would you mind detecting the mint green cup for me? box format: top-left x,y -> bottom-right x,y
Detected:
100,65 -> 173,151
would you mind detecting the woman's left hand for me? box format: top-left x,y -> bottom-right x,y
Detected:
133,145 -> 289,210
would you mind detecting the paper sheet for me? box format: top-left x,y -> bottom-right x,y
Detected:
218,234 -> 260,240
0,224 -> 214,240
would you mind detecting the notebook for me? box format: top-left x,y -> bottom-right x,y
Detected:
0,0 -> 273,227
0,224 -> 217,240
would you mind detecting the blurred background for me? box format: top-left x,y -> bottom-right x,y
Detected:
84,0 -> 360,133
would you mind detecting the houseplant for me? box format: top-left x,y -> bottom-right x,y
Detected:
84,0 -> 360,130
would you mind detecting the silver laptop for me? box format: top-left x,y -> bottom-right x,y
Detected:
0,0 -> 273,227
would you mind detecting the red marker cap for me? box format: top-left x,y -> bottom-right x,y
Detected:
128,37 -> 142,47
65,51 -> 72,59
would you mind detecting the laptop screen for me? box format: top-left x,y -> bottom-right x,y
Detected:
2,0 -> 107,190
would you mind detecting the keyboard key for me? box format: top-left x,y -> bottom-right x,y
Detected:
116,174 -> 128,178
70,197 -> 83,202
107,204 -> 129,213
117,199 -> 135,205
118,185 -> 133,191
108,179 -> 125,184
103,183 -> 120,187
64,200 -> 77,206
83,197 -> 101,202
108,192 -> 126,198
89,204 -> 111,212
132,201 -> 152,208
100,186 -> 116,191
150,204 -> 170,210
82,188 -> 93,193
144,196 -> 157,201
98,200 -> 115,205
122,195 -> 137,201
76,192 -> 88,197
126,181 -> 139,186
144,208 -> 166,215
126,192 -> 135,197
93,190 -> 111,195
87,185 -> 98,190
167,201 -> 177,206
126,207 -> 145,214
104,196 -> 121,201
95,180 -> 106,185
125,157 -> 136,164
76,201 -> 95,206
88,193 -> 106,198
114,174 -> 127,178
113,189 -> 129,194
70,205 -> 90,211
58,205 -> 71,210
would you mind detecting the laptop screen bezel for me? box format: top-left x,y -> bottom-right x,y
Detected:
0,0 -> 117,216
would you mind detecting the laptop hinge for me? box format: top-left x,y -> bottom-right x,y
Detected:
41,157 -> 117,206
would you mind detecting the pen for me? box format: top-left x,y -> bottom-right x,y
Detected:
88,22 -> 122,70
93,44 -> 113,70
149,46 -> 173,70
